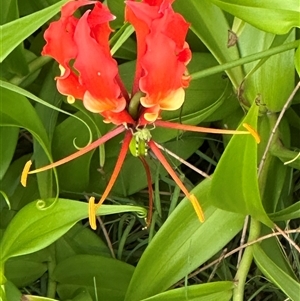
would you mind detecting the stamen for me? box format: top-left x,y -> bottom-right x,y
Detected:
94,131 -> 133,210
155,120 -> 255,136
21,160 -> 32,187
88,197 -> 97,230
21,126 -> 125,178
242,123 -> 261,143
148,140 -> 205,222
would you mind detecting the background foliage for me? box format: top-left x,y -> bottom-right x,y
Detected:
0,0 -> 300,301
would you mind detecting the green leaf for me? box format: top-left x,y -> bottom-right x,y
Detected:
22,296 -> 59,301
124,180 -> 244,301
0,280 -> 21,301
55,224 -> 111,263
0,198 -> 146,262
53,254 -> 134,301
0,127 -> 18,180
238,25 -> 294,111
259,226 -> 297,279
210,103 -> 273,227
295,47 -> 300,76
0,86 -> 50,151
107,0 -> 125,29
253,244 -> 300,301
141,282 -> 234,301
5,259 -> 47,287
206,0 -> 300,35
269,201 -> 300,221
52,111 -> 100,193
0,0 -> 69,62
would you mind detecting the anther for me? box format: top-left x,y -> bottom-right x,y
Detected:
88,197 -> 97,230
21,160 -> 32,187
242,123 -> 261,143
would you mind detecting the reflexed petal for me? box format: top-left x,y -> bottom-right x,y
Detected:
126,0 -> 191,120
87,2 -> 116,44
125,1 -> 160,93
42,0 -> 95,69
139,7 -> 191,109
74,11 -> 125,113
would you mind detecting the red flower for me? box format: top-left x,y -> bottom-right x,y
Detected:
22,0 -> 259,229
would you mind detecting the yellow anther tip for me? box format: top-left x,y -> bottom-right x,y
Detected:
242,123 -> 261,144
190,194 -> 205,223
88,197 -> 97,230
21,160 -> 32,187
67,95 -> 75,104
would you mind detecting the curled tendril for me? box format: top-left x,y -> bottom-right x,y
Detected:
36,200 -> 47,209
35,199 -> 57,210
284,152 -> 300,165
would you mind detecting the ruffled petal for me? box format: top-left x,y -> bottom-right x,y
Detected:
74,9 -> 126,113
126,0 -> 191,123
42,0 -> 95,69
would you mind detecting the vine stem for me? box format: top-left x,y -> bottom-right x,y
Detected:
258,81 -> 300,176
232,218 -> 261,301
190,40 -> 299,81
232,80 -> 300,301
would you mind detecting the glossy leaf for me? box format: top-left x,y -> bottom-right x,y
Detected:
52,111 -> 102,192
0,198 -> 146,262
253,244 -> 300,301
295,47 -> 300,76
269,202 -> 300,221
5,259 -> 47,287
22,296 -> 59,301
259,226 -> 297,280
0,0 -> 69,62
210,103 -> 273,227
55,223 -> 111,263
206,0 -> 300,35
124,180 -> 244,301
0,0 -> 28,76
0,281 -> 21,301
53,254 -> 134,301
238,25 -> 294,111
0,127 -> 18,180
141,281 -> 234,301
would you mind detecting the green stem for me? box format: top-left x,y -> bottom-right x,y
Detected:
190,39 -> 299,81
232,218 -> 261,301
9,56 -> 52,86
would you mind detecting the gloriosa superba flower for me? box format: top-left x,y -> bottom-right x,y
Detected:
21,0 -> 260,229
